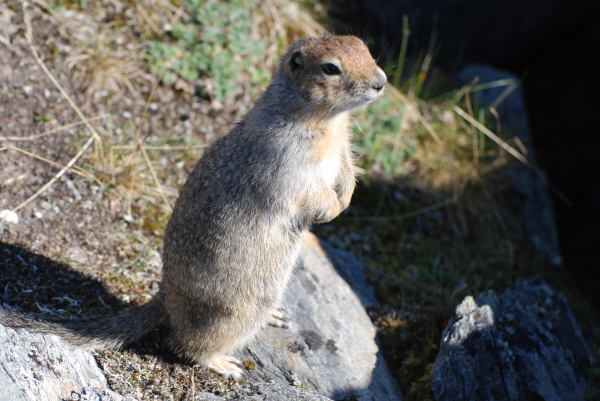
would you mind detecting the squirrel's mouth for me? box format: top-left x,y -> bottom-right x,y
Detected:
365,85 -> 386,101
326,93 -> 384,115
352,87 -> 386,107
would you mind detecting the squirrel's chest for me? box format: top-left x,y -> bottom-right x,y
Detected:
301,119 -> 349,185
310,152 -> 342,186
289,144 -> 345,197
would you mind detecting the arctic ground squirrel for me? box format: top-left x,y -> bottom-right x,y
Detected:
0,35 -> 387,381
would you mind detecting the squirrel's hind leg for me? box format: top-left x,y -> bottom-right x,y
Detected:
202,354 -> 244,382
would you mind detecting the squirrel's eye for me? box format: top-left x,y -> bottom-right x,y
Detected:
321,63 -> 341,75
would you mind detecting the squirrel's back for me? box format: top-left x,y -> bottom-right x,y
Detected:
1,35 -> 386,382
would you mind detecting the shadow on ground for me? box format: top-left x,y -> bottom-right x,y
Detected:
0,241 -> 182,363
0,242 -> 126,315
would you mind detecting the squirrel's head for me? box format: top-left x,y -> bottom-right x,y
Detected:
277,35 -> 387,117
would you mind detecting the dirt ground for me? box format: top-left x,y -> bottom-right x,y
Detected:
0,2 -> 242,296
0,2 -> 247,398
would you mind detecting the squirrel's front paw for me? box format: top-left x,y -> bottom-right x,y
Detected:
311,207 -> 339,224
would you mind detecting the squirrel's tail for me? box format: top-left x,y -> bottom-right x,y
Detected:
0,294 -> 167,350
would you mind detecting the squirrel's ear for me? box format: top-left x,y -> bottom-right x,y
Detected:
289,51 -> 304,73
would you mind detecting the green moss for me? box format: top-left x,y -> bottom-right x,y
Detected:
145,0 -> 268,101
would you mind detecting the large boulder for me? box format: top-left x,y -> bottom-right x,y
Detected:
0,323 -> 133,401
432,277 -> 594,401
0,234 -> 402,401
237,234 -> 402,401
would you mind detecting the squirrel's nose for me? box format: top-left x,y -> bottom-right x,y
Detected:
372,69 -> 387,91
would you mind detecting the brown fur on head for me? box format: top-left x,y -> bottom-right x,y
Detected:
276,35 -> 387,117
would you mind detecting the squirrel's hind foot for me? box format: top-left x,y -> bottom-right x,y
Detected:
267,308 -> 289,329
203,354 -> 244,383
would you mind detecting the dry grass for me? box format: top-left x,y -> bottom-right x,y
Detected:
254,0 -> 327,61
1,0 -> 328,227
65,28 -> 148,103
352,82 -> 525,206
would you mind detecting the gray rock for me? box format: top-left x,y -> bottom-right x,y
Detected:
319,239 -> 379,309
223,382 -> 333,400
194,382 -> 332,400
0,323 -> 134,401
194,393 -> 228,401
236,233 -> 403,401
0,323 -> 332,401
432,277 -> 594,401
457,65 -> 561,266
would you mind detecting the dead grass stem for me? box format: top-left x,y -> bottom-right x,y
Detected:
0,114 -> 108,141
1,1 -> 102,221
